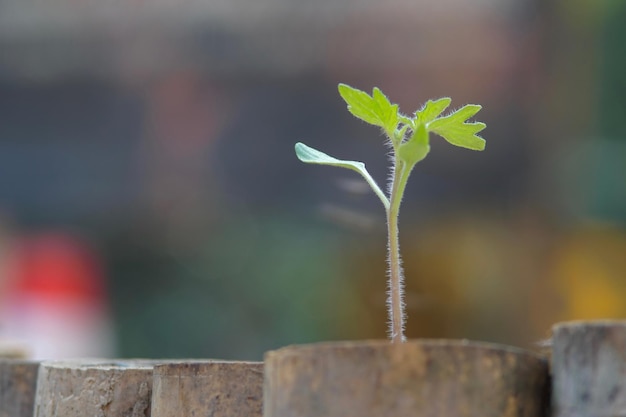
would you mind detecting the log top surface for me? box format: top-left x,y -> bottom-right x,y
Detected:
266,339 -> 545,361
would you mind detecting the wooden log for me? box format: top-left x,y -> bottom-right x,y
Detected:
264,340 -> 549,417
33,360 -> 155,417
0,360 -> 40,417
151,361 -> 263,417
551,320 -> 626,417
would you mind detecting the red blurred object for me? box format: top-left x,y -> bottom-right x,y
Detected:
10,234 -> 106,304
0,232 -> 114,359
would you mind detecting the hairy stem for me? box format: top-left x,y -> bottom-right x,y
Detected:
386,161 -> 410,343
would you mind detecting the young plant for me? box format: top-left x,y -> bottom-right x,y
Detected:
295,84 -> 486,343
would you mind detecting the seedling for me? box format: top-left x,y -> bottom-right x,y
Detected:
295,84 -> 486,343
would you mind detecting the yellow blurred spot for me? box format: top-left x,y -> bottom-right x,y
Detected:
551,225 -> 626,320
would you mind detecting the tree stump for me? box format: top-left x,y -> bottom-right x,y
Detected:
264,340 -> 549,417
0,360 -> 40,417
33,360 -> 155,417
151,361 -> 263,417
551,320 -> 626,417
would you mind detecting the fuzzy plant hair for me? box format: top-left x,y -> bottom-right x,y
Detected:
296,84 -> 486,342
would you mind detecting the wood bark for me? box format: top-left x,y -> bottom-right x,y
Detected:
33,360 -> 155,417
0,360 -> 40,417
551,320 -> 626,417
264,339 -> 549,417
151,361 -> 263,417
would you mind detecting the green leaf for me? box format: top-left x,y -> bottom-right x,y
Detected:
397,123 -> 430,166
295,142 -> 389,210
372,87 -> 399,135
393,124 -> 411,144
428,104 -> 486,151
416,98 -> 451,124
295,141 -> 365,171
338,84 -> 398,136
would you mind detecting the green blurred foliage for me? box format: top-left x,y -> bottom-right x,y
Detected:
105,215 -> 361,360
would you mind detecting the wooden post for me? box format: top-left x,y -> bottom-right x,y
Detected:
551,320 -> 626,417
0,360 -> 40,417
264,340 -> 549,417
151,361 -> 263,417
33,360 -> 155,417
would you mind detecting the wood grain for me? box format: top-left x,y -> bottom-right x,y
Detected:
264,339 -> 549,417
0,360 -> 40,417
33,360 -> 155,417
552,320 -> 626,417
152,361 -> 263,417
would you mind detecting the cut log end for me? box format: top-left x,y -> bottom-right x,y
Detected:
551,320 -> 626,417
264,339 -> 550,417
152,361 -> 263,417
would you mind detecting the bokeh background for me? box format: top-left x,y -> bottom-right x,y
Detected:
0,0 -> 625,360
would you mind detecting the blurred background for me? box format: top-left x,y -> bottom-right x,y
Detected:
0,0 -> 625,360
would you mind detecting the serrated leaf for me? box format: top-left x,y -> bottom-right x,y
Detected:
295,142 -> 389,209
428,104 -> 486,151
372,87 -> 399,135
416,98 -> 451,124
338,84 -> 398,136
